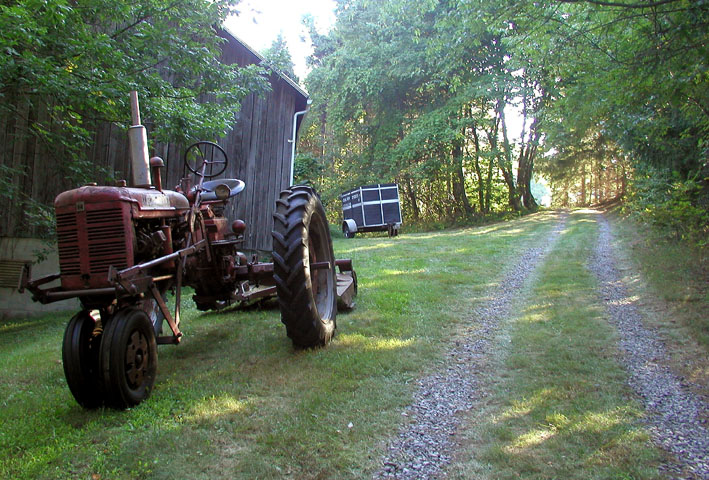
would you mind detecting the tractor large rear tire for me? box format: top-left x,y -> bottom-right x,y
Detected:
62,310 -> 105,408
272,186 -> 337,348
100,308 -> 157,409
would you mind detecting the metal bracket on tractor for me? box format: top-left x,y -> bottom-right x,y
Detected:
20,91 -> 357,409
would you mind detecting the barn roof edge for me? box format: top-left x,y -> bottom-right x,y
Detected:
218,25 -> 310,103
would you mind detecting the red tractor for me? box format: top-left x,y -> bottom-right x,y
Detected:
20,92 -> 356,409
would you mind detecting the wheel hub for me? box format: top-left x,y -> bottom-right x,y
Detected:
125,330 -> 149,388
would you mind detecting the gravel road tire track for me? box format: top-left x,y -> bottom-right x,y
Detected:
590,213 -> 709,480
375,212 -> 568,479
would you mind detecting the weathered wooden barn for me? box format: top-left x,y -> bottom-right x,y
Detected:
0,27 -> 309,316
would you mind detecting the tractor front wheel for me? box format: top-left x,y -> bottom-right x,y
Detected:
62,310 -> 105,408
272,186 -> 337,348
100,308 -> 157,409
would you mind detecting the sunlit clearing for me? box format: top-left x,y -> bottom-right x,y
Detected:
507,426 -> 557,451
187,393 -> 253,422
344,242 -> 398,254
546,412 -> 571,429
570,409 -> 626,434
337,333 -> 416,351
379,268 -> 426,277
608,294 -> 639,307
499,227 -> 525,235
0,320 -> 35,332
576,208 -> 601,215
500,388 -> 559,421
409,224 -> 507,240
519,307 -> 548,324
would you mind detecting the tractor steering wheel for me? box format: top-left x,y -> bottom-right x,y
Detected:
184,141 -> 229,179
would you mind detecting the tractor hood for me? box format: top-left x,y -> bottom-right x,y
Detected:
55,185 -> 189,213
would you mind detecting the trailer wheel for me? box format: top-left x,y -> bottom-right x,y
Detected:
100,308 -> 157,409
272,186 -> 337,348
342,222 -> 355,239
62,311 -> 105,408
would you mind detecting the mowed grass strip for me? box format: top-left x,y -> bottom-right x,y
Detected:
450,211 -> 666,480
0,212 -> 559,480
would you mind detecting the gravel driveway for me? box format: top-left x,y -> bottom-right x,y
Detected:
375,212 -> 568,479
374,211 -> 709,479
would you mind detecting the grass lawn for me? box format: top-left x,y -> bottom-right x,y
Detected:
0,213 -> 557,480
2,209 -> 702,479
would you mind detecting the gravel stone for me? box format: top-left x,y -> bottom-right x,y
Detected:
589,214 -> 709,480
374,213 -> 568,479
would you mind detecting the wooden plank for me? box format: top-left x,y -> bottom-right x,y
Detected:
256,84 -> 275,253
266,80 -> 291,253
8,99 -> 31,236
255,84 -> 278,253
243,93 -> 259,250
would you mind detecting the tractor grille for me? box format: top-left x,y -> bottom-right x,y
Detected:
85,208 -> 129,274
57,205 -> 132,288
57,212 -> 80,276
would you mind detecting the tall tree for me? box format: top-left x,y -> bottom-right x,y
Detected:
262,33 -> 298,83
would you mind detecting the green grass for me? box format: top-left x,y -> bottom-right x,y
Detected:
448,211 -> 665,480
609,209 -> 708,348
0,213 -> 559,480
3,209 -> 692,479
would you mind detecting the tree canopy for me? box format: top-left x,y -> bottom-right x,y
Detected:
262,33 -> 299,83
1,0 -> 705,242
295,0 -> 707,241
0,0 -> 267,157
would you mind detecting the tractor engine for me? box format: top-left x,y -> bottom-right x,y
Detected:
54,185 -> 189,291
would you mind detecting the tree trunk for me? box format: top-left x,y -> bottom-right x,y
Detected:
518,142 -> 539,210
499,105 -> 522,211
451,140 -> 474,216
403,174 -> 419,221
471,127 -> 486,213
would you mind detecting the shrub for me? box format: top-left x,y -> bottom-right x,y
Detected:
625,165 -> 709,247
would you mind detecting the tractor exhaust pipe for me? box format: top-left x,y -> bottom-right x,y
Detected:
128,91 -> 151,188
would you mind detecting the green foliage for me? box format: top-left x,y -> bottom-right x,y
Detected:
529,0 -> 708,196
261,33 -> 298,83
625,166 -> 709,247
0,165 -> 54,238
0,0 -> 268,152
0,0 -> 270,241
293,152 -> 324,186
298,0 -> 707,236
300,0 -> 550,224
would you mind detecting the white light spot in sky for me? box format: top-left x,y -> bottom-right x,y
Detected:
224,0 -> 336,82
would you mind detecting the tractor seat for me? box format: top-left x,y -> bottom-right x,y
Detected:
196,179 -> 246,201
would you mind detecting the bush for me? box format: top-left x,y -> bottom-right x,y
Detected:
625,165 -> 709,247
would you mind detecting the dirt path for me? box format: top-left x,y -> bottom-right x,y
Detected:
590,213 -> 709,480
374,212 -> 569,479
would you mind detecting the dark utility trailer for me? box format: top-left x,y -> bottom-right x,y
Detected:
340,183 -> 402,238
